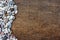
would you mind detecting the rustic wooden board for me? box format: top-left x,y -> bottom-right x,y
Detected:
12,0 -> 60,40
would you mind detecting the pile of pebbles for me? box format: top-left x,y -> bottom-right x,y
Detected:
0,0 -> 18,40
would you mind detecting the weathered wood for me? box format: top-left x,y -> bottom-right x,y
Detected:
13,0 -> 60,40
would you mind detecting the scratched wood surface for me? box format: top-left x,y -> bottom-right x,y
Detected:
12,0 -> 60,40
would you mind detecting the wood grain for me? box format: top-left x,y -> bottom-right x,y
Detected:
12,0 -> 60,40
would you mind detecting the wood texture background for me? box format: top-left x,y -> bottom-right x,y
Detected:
12,0 -> 60,40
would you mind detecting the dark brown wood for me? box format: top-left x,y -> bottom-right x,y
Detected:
12,0 -> 60,40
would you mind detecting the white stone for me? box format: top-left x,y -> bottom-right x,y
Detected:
0,0 -> 18,40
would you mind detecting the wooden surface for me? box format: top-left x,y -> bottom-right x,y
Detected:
12,0 -> 60,40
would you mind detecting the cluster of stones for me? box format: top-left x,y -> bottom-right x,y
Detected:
0,0 -> 17,40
